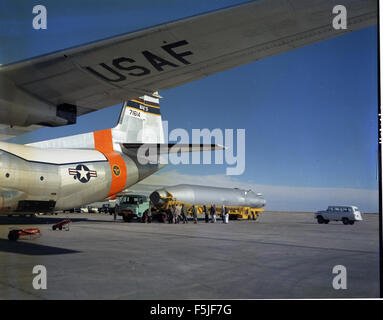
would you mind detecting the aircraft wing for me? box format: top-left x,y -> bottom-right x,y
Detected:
0,0 -> 377,136
0,124 -> 42,141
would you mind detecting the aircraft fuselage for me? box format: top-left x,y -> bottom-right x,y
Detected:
0,141 -> 161,214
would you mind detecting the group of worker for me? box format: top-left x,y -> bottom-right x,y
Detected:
166,204 -> 230,224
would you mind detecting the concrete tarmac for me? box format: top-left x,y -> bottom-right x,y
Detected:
0,212 -> 379,299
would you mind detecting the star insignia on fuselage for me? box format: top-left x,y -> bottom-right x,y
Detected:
68,164 -> 97,183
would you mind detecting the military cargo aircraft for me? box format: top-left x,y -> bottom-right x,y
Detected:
0,0 -> 377,214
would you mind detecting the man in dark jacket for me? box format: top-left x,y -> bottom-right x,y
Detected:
210,204 -> 216,223
203,205 -> 209,223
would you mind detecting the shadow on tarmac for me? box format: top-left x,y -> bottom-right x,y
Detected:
0,216 -> 107,225
0,239 -> 81,255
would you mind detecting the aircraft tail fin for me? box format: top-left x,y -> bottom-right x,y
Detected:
112,93 -> 164,145
28,93 -> 223,154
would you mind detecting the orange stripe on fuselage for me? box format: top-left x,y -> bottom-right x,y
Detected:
93,129 -> 127,197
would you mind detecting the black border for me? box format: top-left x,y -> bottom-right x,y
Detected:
378,0 -> 382,299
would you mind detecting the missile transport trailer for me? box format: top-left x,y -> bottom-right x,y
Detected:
149,184 -> 266,222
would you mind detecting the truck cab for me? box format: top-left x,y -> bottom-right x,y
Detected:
315,205 -> 362,225
117,194 -> 150,222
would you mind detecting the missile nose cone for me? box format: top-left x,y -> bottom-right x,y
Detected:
260,198 -> 266,207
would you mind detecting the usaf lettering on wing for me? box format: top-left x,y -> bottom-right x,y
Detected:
85,40 -> 193,83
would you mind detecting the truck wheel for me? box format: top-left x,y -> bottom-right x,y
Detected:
317,216 -> 324,224
324,220 -> 329,224
348,220 -> 354,225
52,226 -> 57,230
141,211 -> 148,223
122,215 -> 130,222
342,217 -> 349,225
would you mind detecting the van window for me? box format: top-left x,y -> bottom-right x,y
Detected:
335,207 -> 340,212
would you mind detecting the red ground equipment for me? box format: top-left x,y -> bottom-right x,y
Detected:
52,219 -> 71,231
8,228 -> 41,241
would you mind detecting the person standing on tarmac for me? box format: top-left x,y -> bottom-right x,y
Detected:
167,206 -> 173,224
221,205 -> 226,223
210,204 -> 216,223
224,207 -> 229,224
203,205 -> 209,223
181,204 -> 188,224
175,204 -> 181,224
172,205 -> 177,224
113,205 -> 117,221
192,205 -> 198,224
173,204 -> 178,224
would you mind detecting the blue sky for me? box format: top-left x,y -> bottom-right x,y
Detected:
0,0 -> 379,211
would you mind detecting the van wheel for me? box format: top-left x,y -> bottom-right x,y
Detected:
122,215 -> 131,222
348,220 -> 354,225
317,216 -> 324,224
324,220 -> 329,224
342,218 -> 349,225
